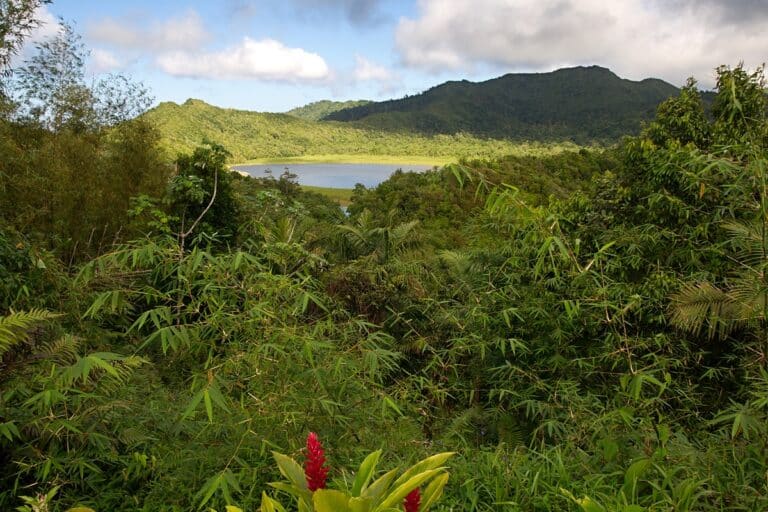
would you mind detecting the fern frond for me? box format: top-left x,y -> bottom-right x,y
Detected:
118,426 -> 153,446
438,250 -> 477,282
35,334 -> 81,365
442,406 -> 485,446
57,352 -> 147,394
494,414 -> 526,447
0,309 -> 59,357
722,220 -> 763,244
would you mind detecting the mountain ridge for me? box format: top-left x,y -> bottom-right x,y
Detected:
323,65 -> 682,143
143,66 -> 696,160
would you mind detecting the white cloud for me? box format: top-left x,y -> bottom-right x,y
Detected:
354,55 -> 393,81
353,55 -> 401,94
395,0 -> 768,87
88,10 -> 333,83
90,49 -> 121,74
88,11 -> 210,52
155,37 -> 330,82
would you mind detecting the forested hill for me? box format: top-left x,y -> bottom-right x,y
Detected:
324,65 -> 681,142
142,98 -> 564,163
285,99 -> 372,121
144,67 -> 685,161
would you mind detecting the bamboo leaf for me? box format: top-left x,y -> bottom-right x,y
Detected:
204,389 -> 214,422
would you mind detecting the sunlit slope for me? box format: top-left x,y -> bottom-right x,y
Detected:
143,99 -> 578,163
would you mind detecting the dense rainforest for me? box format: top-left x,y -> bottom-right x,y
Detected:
2,4 -> 768,511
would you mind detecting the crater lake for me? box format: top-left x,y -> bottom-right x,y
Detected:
232,162 -> 435,188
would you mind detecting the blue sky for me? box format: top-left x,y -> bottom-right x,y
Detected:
27,0 -> 768,112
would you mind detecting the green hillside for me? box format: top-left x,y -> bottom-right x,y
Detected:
325,65 -> 681,142
285,99 -> 372,121
143,98 -> 576,163
142,67 -> 688,163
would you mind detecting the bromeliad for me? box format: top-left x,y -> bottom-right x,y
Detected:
263,432 -> 453,512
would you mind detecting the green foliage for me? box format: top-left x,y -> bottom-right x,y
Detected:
712,64 -> 768,145
0,227 -> 62,309
645,78 -> 711,148
62,230 -> 423,509
332,63 -> 768,511
337,210 -> 421,264
14,20 -> 91,131
0,117 -> 171,259
0,20 -> 166,260
0,307 -> 147,510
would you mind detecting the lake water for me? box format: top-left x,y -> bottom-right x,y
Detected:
232,162 -> 435,189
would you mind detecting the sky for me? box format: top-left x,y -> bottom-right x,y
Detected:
21,0 -> 768,112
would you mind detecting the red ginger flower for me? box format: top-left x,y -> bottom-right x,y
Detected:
404,487 -> 421,512
304,432 -> 329,491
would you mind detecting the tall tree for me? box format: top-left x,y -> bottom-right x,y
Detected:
169,141 -> 240,249
14,20 -> 93,131
0,0 -> 51,74
0,0 -> 51,114
14,20 -> 152,132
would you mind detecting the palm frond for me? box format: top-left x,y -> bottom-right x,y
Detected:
727,274 -> 768,321
722,220 -> 768,268
389,220 -> 420,246
670,281 -> 744,339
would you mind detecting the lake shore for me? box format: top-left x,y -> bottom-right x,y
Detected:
230,156 -> 442,205
231,153 -> 450,167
